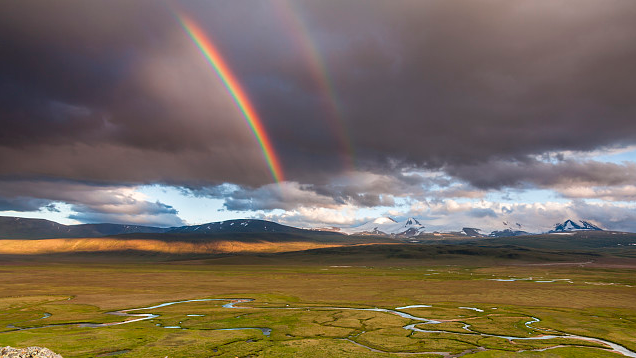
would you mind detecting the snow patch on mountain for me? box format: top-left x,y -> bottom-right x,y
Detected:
342,217 -> 426,236
462,227 -> 483,237
337,217 -> 606,237
488,229 -> 530,237
373,217 -> 398,225
550,219 -> 603,233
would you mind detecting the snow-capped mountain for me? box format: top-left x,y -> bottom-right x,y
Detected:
501,221 -> 525,230
487,221 -> 532,237
167,219 -> 307,234
462,228 -> 484,237
0,217 -> 335,239
487,219 -> 603,235
550,219 -> 603,232
343,217 -> 426,237
488,229 -> 530,237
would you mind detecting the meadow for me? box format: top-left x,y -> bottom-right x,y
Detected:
1,247 -> 635,357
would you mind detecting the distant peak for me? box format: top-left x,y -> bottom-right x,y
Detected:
373,217 -> 397,224
345,216 -> 425,237
551,219 -> 603,232
404,217 -> 422,226
579,220 -> 602,230
462,227 -> 483,237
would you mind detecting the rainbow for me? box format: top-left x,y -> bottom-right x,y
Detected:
273,0 -> 356,170
177,13 -> 285,183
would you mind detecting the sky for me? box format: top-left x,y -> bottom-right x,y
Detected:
2,0 -> 636,233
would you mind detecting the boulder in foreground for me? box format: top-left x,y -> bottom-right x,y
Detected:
0,347 -> 62,358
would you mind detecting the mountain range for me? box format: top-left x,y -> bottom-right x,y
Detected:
339,217 -> 427,237
342,217 -> 606,237
0,216 -> 329,240
0,216 -> 610,240
0,216 -> 166,239
550,219 -> 603,233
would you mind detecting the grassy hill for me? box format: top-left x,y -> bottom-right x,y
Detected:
466,231 -> 636,251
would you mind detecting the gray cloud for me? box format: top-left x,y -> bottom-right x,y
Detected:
68,207 -> 184,227
2,1 -> 636,224
258,198 -> 636,233
446,159 -> 636,190
0,197 -> 52,212
1,1 -> 635,187
0,180 -> 183,226
559,185 -> 636,202
405,199 -> 636,233
185,171 -> 436,211
302,0 -> 636,174
572,201 -> 636,232
0,0 -> 274,186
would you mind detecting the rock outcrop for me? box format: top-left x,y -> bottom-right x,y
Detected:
0,347 -> 62,358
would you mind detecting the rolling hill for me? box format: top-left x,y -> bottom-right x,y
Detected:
0,216 -> 344,240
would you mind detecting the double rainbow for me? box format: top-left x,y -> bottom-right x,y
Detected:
274,0 -> 356,170
177,14 -> 285,183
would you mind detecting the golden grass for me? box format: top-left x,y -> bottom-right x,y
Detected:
1,263 -> 635,357
0,238 -> 343,254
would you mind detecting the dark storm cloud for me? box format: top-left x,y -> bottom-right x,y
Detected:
0,0 -> 275,186
274,0 -> 636,183
1,0 -> 636,211
446,159 -> 636,190
189,182 -> 348,211
186,172 -> 435,211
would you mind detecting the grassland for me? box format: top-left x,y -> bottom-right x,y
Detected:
0,237 -> 346,255
0,245 -> 635,357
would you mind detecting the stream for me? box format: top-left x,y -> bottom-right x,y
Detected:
4,297 -> 636,357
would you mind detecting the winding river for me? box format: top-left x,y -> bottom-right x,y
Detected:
5,297 -> 636,357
